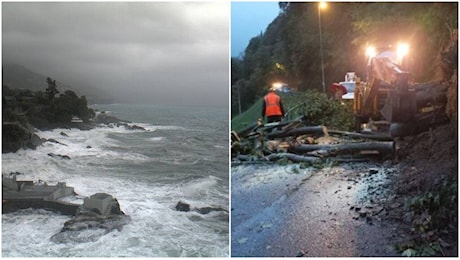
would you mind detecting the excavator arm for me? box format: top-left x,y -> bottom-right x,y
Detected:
354,44 -> 417,132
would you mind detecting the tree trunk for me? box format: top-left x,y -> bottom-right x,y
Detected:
264,153 -> 376,163
389,110 -> 450,137
328,130 -> 393,141
265,153 -> 322,163
268,126 -> 327,139
289,141 -> 394,157
413,82 -> 448,106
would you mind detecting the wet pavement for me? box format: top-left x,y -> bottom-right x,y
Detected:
231,162 -> 406,257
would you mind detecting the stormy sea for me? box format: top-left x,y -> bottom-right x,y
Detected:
1,103 -> 229,257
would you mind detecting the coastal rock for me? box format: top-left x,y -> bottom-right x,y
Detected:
46,138 -> 67,146
121,123 -> 146,131
29,133 -> 44,148
2,122 -> 42,153
176,201 -> 191,212
95,112 -> 146,131
51,193 -> 131,243
70,122 -> 94,131
175,201 -> 228,214
95,112 -> 128,125
48,153 -> 71,160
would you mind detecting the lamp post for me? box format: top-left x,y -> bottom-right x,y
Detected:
237,81 -> 242,115
318,2 -> 327,93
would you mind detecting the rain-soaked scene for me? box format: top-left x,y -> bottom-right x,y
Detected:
231,2 -> 457,257
2,2 -> 229,257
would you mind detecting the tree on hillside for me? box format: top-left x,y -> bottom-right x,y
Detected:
48,90 -> 94,123
46,77 -> 59,101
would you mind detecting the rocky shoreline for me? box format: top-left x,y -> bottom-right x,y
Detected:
2,111 -> 147,154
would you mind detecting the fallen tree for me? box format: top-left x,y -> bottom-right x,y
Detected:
268,126 -> 327,139
231,118 -> 396,164
288,142 -> 394,157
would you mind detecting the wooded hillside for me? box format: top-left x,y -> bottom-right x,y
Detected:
231,2 -> 458,118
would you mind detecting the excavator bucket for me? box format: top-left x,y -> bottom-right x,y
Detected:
380,89 -> 417,123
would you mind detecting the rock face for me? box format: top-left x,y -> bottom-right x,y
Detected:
47,153 -> 71,160
50,193 -> 131,243
95,112 -> 146,131
175,201 -> 229,215
94,112 -> 126,125
2,122 -> 43,153
2,112 -> 146,154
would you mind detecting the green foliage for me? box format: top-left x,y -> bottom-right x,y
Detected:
3,77 -> 96,130
231,90 -> 354,133
276,157 -> 290,166
400,176 -> 458,256
282,90 -> 354,130
401,248 -> 417,257
398,242 -> 442,257
231,98 -> 263,132
406,178 -> 457,232
46,77 -> 59,101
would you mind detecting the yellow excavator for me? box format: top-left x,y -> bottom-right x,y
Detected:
354,43 -> 414,131
353,43 -> 448,137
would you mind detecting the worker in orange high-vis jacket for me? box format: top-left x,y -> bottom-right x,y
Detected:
260,87 -> 285,124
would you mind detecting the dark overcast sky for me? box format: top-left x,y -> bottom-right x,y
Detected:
2,2 -> 229,106
231,2 -> 280,58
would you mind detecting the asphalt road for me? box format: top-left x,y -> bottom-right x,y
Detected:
231,162 -> 406,257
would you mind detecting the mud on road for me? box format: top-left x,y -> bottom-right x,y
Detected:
231,161 -> 410,257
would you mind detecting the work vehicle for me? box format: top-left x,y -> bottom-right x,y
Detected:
272,82 -> 292,93
340,72 -> 357,100
329,72 -> 358,101
353,42 -> 449,136
353,43 -> 415,133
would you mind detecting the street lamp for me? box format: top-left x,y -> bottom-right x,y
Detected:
237,80 -> 242,115
318,2 -> 327,93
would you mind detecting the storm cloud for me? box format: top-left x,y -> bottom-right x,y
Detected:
2,2 -> 229,106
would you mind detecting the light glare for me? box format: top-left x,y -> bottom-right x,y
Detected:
366,46 -> 376,58
272,82 -> 283,90
319,2 -> 327,10
397,43 -> 409,58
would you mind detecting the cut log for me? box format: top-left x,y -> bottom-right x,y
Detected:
264,153 -> 378,163
268,126 -> 327,139
413,81 -> 448,108
237,121 -> 260,138
259,117 -> 304,132
289,141 -> 394,157
389,109 -> 450,137
234,154 -> 260,162
328,130 -> 393,141
265,153 -> 322,163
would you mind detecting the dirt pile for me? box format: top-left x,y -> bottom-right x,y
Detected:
387,30 -> 458,256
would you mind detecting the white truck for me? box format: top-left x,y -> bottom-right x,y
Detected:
339,72 -> 357,100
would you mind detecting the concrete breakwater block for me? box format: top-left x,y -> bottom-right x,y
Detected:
50,193 -> 131,243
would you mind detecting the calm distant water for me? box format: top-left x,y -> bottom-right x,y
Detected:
2,103 -> 229,257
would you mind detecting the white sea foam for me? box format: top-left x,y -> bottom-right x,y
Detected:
149,136 -> 166,142
2,118 -> 228,257
2,173 -> 227,257
136,123 -> 186,132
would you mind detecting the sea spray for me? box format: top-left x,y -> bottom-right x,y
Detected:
2,103 -> 229,257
